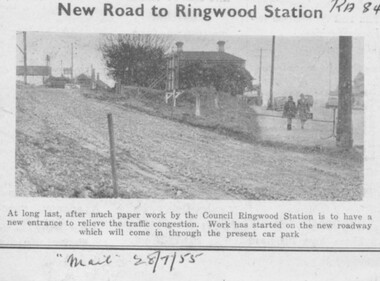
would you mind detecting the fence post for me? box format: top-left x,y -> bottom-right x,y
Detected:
107,113 -> 119,198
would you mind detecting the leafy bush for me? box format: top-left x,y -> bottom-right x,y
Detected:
179,61 -> 253,96
100,34 -> 170,87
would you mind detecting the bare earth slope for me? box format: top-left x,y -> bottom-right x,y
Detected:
16,87 -> 363,200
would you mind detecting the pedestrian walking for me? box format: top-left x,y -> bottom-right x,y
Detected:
283,96 -> 297,130
297,93 -> 310,129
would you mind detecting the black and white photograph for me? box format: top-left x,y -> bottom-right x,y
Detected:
16,32 -> 364,200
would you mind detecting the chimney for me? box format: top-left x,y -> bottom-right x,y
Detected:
97,73 -> 100,82
91,68 -> 96,90
217,41 -> 225,52
176,41 -> 184,52
91,68 -> 95,81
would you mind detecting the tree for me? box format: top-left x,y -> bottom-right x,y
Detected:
210,63 -> 253,95
179,61 -> 214,116
179,61 -> 253,116
100,34 -> 170,88
179,61 -> 213,89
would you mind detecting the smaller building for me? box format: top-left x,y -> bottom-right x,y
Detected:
326,72 -> 364,109
76,73 -> 92,88
76,73 -> 111,91
352,72 -> 364,109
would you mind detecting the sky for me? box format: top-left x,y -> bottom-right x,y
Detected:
17,32 -> 364,103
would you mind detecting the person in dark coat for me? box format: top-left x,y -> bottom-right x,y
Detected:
297,94 -> 310,129
283,96 -> 297,130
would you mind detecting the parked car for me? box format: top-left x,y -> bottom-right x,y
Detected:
64,83 -> 81,90
305,94 -> 314,107
243,91 -> 263,106
44,76 -> 71,89
326,96 -> 338,108
273,96 -> 288,111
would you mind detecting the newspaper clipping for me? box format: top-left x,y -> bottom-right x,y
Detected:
1,0 -> 380,280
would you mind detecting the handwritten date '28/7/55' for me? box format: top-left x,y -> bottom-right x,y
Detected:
63,251 -> 203,273
62,250 -> 203,273
331,0 -> 380,14
134,251 -> 203,273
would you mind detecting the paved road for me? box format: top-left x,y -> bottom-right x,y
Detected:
253,105 -> 364,148
16,88 -> 363,200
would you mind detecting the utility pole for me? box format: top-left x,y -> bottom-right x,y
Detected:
23,32 -> 27,85
336,36 -> 353,148
328,59 -> 332,94
71,43 -> 74,80
107,113 -> 119,198
259,48 -> 262,97
91,65 -> 96,90
268,35 -> 275,110
43,55 -> 50,84
16,31 -> 28,84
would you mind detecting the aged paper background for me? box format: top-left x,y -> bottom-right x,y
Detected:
1,0 -> 380,279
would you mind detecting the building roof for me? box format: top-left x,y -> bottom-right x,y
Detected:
96,79 -> 111,89
177,51 -> 245,63
76,73 -> 110,89
76,73 -> 91,81
17,65 -> 51,76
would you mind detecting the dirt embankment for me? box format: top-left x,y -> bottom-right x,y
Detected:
83,86 -> 262,145
16,86 -> 363,200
